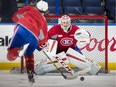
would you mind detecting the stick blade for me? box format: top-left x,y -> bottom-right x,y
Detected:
77,66 -> 91,75
65,75 -> 77,80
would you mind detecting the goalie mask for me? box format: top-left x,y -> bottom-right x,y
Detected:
59,15 -> 71,32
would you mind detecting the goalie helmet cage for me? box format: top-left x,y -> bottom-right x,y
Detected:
20,15 -> 108,73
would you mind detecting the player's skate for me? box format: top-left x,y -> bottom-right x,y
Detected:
28,70 -> 35,84
25,54 -> 35,84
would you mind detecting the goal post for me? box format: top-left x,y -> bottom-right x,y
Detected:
20,15 -> 108,73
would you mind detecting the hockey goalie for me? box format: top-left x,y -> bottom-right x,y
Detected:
35,33 -> 103,76
35,15 -> 105,76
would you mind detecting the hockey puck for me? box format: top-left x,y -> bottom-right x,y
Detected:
80,77 -> 84,81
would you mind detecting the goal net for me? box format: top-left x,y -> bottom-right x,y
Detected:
20,15 -> 108,73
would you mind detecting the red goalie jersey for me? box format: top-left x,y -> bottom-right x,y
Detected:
48,24 -> 79,53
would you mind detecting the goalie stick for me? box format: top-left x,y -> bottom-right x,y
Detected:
54,53 -> 91,79
43,51 -> 91,80
43,51 -> 77,80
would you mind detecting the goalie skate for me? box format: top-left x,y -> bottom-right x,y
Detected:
28,70 -> 35,84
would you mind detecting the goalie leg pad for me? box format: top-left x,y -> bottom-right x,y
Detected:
56,51 -> 70,64
55,52 -> 74,75
35,62 -> 58,75
66,48 -> 101,75
34,51 -> 61,75
88,61 -> 101,75
66,48 -> 90,70
35,63 -> 46,75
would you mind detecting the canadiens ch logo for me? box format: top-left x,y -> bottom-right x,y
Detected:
60,38 -> 73,46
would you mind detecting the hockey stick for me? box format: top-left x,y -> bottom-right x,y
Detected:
74,66 -> 91,75
54,54 -> 91,79
66,66 -> 91,80
48,60 -> 91,76
43,51 -> 77,80
43,51 -> 91,80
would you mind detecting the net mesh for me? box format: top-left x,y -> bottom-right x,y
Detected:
45,15 -> 105,24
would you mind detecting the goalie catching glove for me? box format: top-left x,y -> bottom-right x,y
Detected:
74,29 -> 91,46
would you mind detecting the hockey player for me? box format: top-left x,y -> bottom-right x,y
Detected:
35,15 -> 105,75
7,0 -> 48,83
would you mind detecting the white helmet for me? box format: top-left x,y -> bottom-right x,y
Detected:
36,0 -> 48,12
59,15 -> 71,32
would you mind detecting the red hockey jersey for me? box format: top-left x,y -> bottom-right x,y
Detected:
12,6 -> 48,45
48,24 -> 79,53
